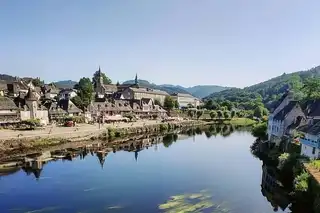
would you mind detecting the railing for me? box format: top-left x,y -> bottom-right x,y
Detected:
300,138 -> 320,148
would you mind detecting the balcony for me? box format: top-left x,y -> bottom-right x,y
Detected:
300,138 -> 320,149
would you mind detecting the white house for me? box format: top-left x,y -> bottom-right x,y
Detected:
171,93 -> 200,108
267,91 -> 306,145
299,121 -> 320,159
58,88 -> 77,100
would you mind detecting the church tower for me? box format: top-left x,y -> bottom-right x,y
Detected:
97,66 -> 103,86
25,88 -> 38,119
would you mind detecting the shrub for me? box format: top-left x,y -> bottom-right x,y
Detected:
294,171 -> 310,192
107,128 -> 115,138
251,122 -> 267,139
159,123 -> 168,131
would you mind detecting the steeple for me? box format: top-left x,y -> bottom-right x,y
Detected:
135,73 -> 138,85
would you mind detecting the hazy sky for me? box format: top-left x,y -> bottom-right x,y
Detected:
1,0 -> 320,88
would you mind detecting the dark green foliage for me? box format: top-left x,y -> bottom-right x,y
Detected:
32,78 -> 44,87
187,110 -> 195,118
217,110 -> 223,119
174,100 -> 179,109
223,111 -> 231,119
71,96 -> 83,110
21,119 -> 41,129
154,99 -> 162,106
251,122 -> 267,139
164,96 -> 175,110
76,78 -> 94,108
205,66 -> 320,109
92,70 -> 112,85
231,110 -> 236,118
196,110 -> 203,119
209,110 -> 217,119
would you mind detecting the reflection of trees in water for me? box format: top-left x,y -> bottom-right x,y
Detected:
162,133 -> 178,148
251,140 -> 316,213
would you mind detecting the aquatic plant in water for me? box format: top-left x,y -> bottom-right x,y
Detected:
158,190 -> 230,213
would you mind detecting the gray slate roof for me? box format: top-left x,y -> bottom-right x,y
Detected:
130,87 -> 169,96
304,100 -> 320,117
274,101 -> 299,120
0,97 -> 18,110
298,121 -> 320,136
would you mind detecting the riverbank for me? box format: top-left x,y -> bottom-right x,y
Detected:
0,120 -> 212,159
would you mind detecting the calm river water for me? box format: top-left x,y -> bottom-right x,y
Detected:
0,126 -> 294,213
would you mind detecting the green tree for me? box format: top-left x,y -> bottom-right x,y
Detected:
302,77 -> 320,99
77,77 -> 94,109
251,122 -> 267,139
92,70 -> 112,85
154,99 -> 162,106
32,78 -> 44,87
164,96 -> 174,110
174,100 -> 179,109
217,110 -> 223,119
187,110 -> 195,118
253,106 -> 263,118
71,96 -> 83,109
223,111 -> 230,119
204,100 -> 213,110
231,110 -> 236,118
209,111 -> 217,119
196,110 -> 203,120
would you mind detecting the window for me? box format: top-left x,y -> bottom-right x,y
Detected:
312,147 -> 316,155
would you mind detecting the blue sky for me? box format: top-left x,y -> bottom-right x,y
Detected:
1,0 -> 320,88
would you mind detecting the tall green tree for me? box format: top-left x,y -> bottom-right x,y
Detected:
92,71 -> 112,85
217,110 -> 223,119
224,111 -> 231,119
76,77 -> 94,109
231,110 -> 236,118
32,78 -> 44,87
164,96 -> 174,110
209,111 -> 217,119
188,110 -> 195,118
196,110 -> 203,120
174,100 -> 179,109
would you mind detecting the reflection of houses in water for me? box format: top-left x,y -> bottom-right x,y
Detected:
96,151 -> 108,168
261,164 -> 290,212
0,134 -> 169,180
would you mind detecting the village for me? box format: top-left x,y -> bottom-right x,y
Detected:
267,90 -> 320,160
0,67 -> 201,133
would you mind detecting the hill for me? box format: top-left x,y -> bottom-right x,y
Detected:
184,85 -> 231,98
54,80 -> 77,89
123,80 -> 229,98
205,65 -> 320,110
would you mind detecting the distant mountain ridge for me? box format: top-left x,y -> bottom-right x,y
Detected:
123,80 -> 230,98
54,80 -> 77,89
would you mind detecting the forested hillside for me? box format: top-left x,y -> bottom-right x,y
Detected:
205,65 -> 320,111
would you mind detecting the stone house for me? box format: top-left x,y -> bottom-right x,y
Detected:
0,80 -> 8,97
121,87 -> 169,105
41,84 -> 60,99
20,89 -> 49,125
298,121 -> 320,159
7,80 -> 29,97
0,97 -> 20,125
267,91 -> 306,145
47,99 -> 82,121
171,93 -> 200,108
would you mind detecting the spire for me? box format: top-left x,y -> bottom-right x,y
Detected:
135,73 -> 138,85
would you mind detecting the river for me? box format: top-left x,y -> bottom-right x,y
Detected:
0,126 -> 298,213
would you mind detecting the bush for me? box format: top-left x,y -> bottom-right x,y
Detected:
159,123 -> 168,131
251,122 -> 267,139
107,128 -> 115,138
21,118 -> 41,129
294,171 -> 310,192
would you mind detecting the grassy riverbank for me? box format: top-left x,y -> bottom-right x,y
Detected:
221,118 -> 257,125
